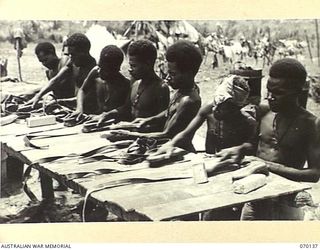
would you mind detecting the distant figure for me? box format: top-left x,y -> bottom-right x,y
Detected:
9,24 -> 27,81
10,25 -> 27,58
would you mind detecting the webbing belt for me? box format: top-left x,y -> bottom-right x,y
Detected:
21,141 -> 134,201
23,132 -> 79,149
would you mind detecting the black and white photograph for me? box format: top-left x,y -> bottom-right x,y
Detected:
1,0 -> 320,245
1,18 -> 320,226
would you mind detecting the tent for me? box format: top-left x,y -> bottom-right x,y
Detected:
85,23 -> 131,62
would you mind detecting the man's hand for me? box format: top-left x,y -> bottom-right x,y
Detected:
64,110 -> 83,122
131,117 -> 151,128
110,129 -> 131,136
151,141 -> 175,158
97,112 -> 110,126
104,129 -> 136,142
215,145 -> 244,165
25,94 -> 41,109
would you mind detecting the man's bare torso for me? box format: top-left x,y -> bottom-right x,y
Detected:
257,109 -> 312,169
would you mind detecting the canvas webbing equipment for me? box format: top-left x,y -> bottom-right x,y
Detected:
81,119 -> 116,133
64,168 -> 122,181
21,142 -> 127,201
24,141 -> 133,165
63,114 -> 92,127
146,147 -> 189,168
22,164 -> 40,202
23,132 -> 79,150
15,126 -> 66,137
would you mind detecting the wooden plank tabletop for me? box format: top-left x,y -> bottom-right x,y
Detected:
36,153 -> 310,221
1,120 -> 311,221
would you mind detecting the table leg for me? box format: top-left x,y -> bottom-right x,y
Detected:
40,172 -> 54,199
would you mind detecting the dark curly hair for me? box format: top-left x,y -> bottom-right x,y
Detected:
128,40 -> 157,65
99,45 -> 124,72
166,40 -> 202,75
66,33 -> 91,53
269,58 -> 307,90
35,42 -> 56,55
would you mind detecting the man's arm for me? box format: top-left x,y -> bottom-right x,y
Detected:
157,83 -> 170,112
143,101 -> 210,157
75,66 -> 99,115
29,65 -> 71,107
97,95 -> 131,124
132,110 -> 167,126
266,161 -> 320,183
170,102 -> 211,147
55,97 -> 77,110
126,97 -> 201,140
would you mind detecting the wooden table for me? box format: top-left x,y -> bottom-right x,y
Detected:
0,119 -> 311,221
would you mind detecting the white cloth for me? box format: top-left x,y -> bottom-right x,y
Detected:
213,75 -> 250,107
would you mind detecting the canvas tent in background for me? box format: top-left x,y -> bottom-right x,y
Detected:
123,20 -> 202,50
170,20 -> 200,43
85,23 -> 131,62
120,20 -> 203,79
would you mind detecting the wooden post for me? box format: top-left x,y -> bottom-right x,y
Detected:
315,19 -> 320,67
305,30 -> 313,63
1,144 -> 8,197
15,39 -> 23,82
40,172 -> 54,199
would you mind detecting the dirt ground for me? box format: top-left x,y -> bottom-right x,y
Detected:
1,42 -> 320,222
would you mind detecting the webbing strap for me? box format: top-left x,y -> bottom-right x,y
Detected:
22,164 -> 39,202
23,132 -> 78,150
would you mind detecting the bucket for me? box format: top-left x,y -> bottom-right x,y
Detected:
230,62 -> 263,105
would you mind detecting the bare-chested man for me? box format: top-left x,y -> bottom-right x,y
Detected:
152,75 -> 257,220
69,45 -> 130,119
36,42 -> 74,98
28,33 -> 97,114
112,40 -> 202,140
217,58 -> 320,220
95,39 -> 169,124
155,74 -> 256,154
21,42 -> 73,100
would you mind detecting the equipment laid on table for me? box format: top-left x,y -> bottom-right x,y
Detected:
146,147 -> 189,168
82,119 -> 116,133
